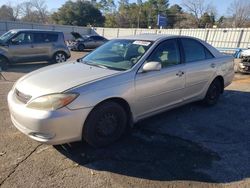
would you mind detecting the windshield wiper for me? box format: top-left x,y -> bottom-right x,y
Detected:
83,61 -> 108,69
83,60 -> 126,71
104,66 -> 126,71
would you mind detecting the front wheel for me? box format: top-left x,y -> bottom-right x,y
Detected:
83,102 -> 127,147
53,52 -> 67,63
203,79 -> 222,106
78,44 -> 85,51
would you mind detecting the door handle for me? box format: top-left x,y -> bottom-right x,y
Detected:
210,63 -> 216,68
176,71 -> 184,77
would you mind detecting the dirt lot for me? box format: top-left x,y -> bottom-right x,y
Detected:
0,51 -> 250,188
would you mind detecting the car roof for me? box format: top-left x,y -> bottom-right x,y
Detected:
118,34 -> 178,41
87,35 -> 105,38
118,34 -> 223,58
9,29 -> 62,33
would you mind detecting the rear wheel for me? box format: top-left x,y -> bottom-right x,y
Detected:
83,101 -> 127,147
0,56 -> 9,71
203,79 -> 222,106
53,52 -> 67,63
78,44 -> 85,51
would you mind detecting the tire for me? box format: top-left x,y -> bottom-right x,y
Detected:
53,52 -> 67,63
203,79 -> 222,106
83,101 -> 127,147
0,56 -> 9,71
78,44 -> 85,51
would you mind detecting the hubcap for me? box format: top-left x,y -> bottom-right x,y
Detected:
79,45 -> 84,51
96,113 -> 118,137
55,53 -> 66,63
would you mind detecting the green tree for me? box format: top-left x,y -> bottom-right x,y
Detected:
119,0 -> 129,9
0,5 -> 15,21
144,0 -> 169,28
104,13 -> 118,27
200,12 -> 215,28
51,0 -> 104,26
167,4 -> 183,28
98,0 -> 116,14
116,0 -> 130,27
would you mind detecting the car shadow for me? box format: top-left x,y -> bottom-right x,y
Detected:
55,90 -> 250,183
71,49 -> 93,52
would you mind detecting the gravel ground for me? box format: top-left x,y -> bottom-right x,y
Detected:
0,51 -> 250,188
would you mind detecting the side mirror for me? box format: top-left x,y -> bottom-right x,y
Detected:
77,58 -> 83,62
142,61 -> 162,72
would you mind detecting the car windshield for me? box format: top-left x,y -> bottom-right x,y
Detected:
81,39 -> 153,71
0,30 -> 17,43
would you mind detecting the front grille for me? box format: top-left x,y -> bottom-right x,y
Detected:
15,89 -> 32,104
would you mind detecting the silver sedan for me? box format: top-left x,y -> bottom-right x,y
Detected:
8,34 -> 234,147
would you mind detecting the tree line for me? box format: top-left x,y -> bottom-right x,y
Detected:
0,0 -> 250,28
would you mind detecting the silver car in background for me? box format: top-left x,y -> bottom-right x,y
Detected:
8,34 -> 234,147
0,29 -> 71,70
68,33 -> 108,51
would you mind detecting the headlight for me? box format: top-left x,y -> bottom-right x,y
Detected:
26,93 -> 79,111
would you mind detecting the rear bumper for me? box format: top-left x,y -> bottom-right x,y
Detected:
8,89 -> 92,145
235,60 -> 250,73
67,52 -> 71,59
68,45 -> 78,51
238,63 -> 250,73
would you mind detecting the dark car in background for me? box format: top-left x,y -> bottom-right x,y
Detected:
68,32 -> 108,51
0,29 -> 71,70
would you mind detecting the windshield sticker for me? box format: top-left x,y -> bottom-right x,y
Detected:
133,41 -> 151,46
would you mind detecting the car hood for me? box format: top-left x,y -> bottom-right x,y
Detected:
76,38 -> 85,42
15,61 -> 120,99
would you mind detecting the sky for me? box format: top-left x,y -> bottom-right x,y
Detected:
0,0 -> 234,17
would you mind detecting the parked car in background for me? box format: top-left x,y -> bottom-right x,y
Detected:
233,47 -> 250,73
68,32 -> 108,51
0,29 -> 71,70
8,34 -> 234,147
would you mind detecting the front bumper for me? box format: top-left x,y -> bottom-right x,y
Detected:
237,62 -> 250,73
67,44 -> 78,51
7,89 -> 92,145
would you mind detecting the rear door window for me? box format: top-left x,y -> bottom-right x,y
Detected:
181,38 -> 214,63
34,33 -> 58,43
44,34 -> 58,42
33,33 -> 44,43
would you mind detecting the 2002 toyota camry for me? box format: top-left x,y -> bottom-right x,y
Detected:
8,34 -> 234,147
